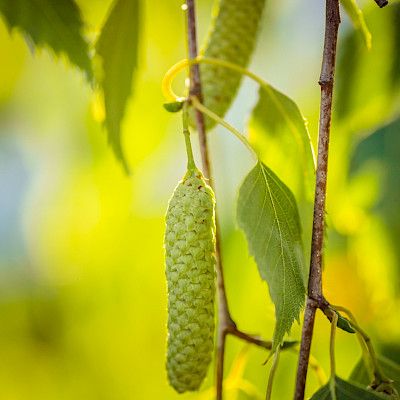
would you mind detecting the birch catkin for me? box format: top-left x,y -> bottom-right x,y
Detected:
199,0 -> 266,128
165,168 -> 216,393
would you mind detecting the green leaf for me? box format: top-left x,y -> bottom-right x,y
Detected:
0,0 -> 92,79
236,161 -> 306,350
96,0 -> 140,173
335,311 -> 356,334
163,101 -> 184,113
350,356 -> 400,394
340,0 -> 372,49
249,84 -> 315,202
311,376 -> 389,399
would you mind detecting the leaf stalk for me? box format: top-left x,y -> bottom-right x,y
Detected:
191,97 -> 258,159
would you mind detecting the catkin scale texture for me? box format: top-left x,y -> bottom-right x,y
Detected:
199,0 -> 266,128
165,169 -> 216,393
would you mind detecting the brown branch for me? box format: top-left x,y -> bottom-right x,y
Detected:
294,299 -> 318,399
294,1 -> 340,399
229,328 -> 273,349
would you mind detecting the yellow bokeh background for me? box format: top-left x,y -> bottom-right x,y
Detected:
0,0 -> 399,399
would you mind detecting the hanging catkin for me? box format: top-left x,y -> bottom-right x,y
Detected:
165,168 -> 216,393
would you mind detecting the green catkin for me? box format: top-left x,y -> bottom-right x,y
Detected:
199,0 -> 266,128
165,168 -> 216,393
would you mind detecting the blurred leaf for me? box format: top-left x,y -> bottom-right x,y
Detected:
381,345 -> 400,368
225,346 -> 264,400
349,359 -> 373,389
196,346 -> 264,400
248,84 -> 315,268
0,0 -> 92,79
350,356 -> 400,394
335,5 -> 400,127
310,376 -> 389,399
390,4 -> 400,87
96,0 -> 140,173
237,161 -> 306,350
350,118 -> 400,286
249,84 -> 315,202
335,27 -> 360,121
340,0 -> 372,49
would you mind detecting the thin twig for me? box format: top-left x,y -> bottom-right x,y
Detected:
294,1 -> 340,399
329,313 -> 338,380
230,328 -> 272,349
329,313 -> 338,400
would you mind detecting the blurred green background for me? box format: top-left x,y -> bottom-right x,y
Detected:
0,0 -> 399,398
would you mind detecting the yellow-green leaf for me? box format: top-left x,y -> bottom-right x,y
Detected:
249,84 -> 315,202
340,0 -> 372,49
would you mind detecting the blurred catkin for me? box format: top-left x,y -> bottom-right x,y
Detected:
164,168 -> 216,393
199,0 -> 266,128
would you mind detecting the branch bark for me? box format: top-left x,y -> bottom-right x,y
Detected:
294,1 -> 340,399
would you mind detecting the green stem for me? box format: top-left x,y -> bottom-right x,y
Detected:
191,96 -> 258,160
332,305 -> 389,383
329,312 -> 338,400
332,307 -> 372,381
266,348 -> 280,400
330,312 -> 338,379
182,102 -> 196,171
